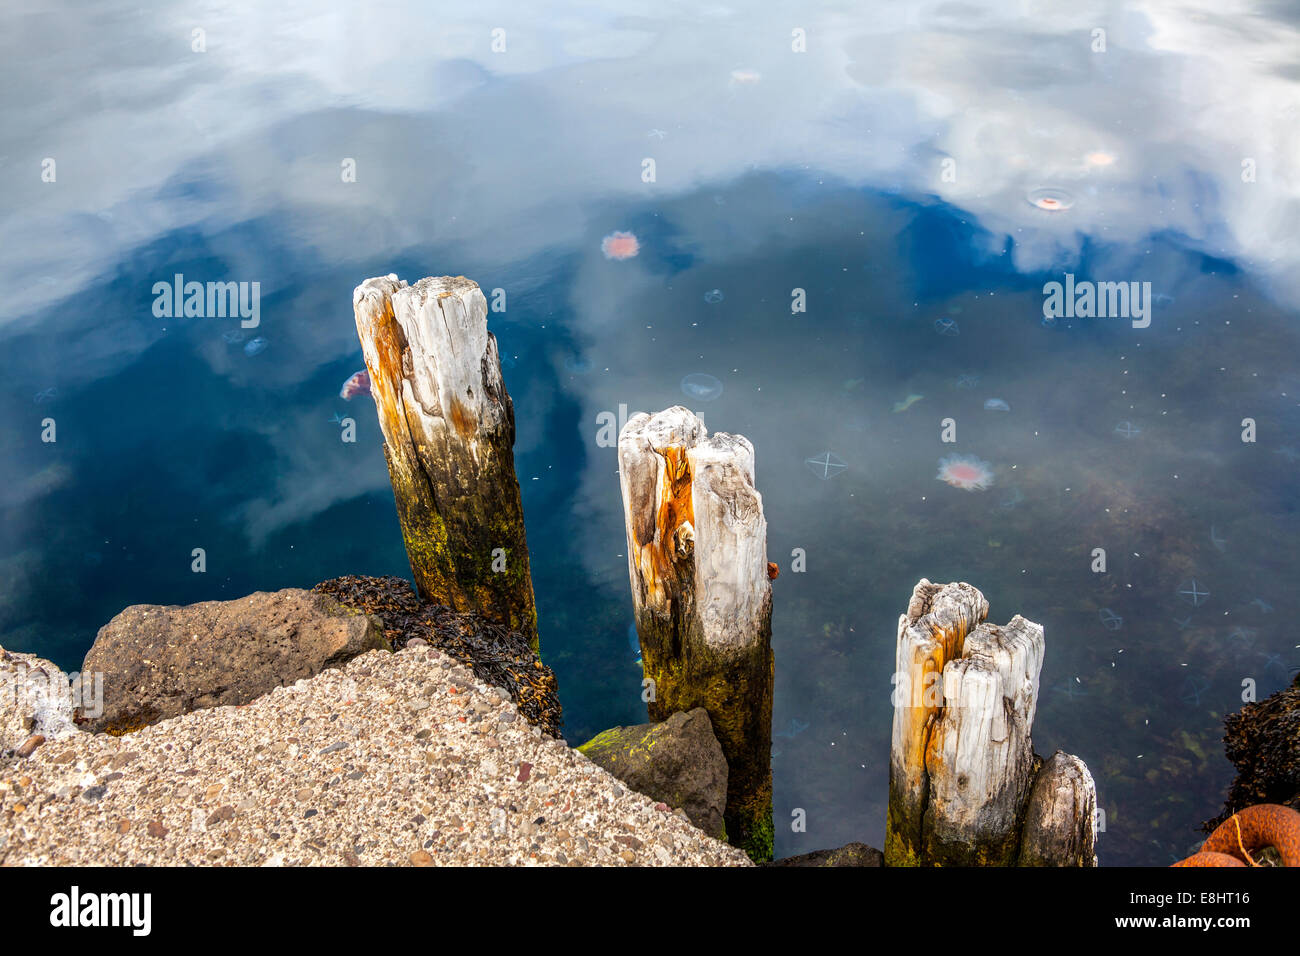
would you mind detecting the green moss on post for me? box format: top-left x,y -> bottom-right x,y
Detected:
354,275 -> 537,651
618,407 -> 775,862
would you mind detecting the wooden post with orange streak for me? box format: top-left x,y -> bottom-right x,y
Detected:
887,579 -> 1097,866
617,406 -> 774,862
352,274 -> 537,650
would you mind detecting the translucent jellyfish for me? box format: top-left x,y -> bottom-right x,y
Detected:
1027,187 -> 1075,211
1055,677 -> 1088,700
1114,421 -> 1140,438
703,289 -> 725,304
680,373 -> 723,401
1227,626 -> 1257,648
601,231 -> 640,260
222,329 -> 245,345
1098,608 -> 1123,631
805,451 -> 846,479
339,369 -> 371,400
1177,578 -> 1210,607
933,316 -> 960,336
773,718 -> 809,739
984,398 -> 1011,411
563,355 -> 593,373
955,373 -> 980,389
936,454 -> 994,491
243,337 -> 268,356
1180,676 -> 1209,706
1084,151 -> 1116,167
33,387 -> 58,404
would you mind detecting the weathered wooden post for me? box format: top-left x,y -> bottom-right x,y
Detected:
352,274 -> 537,649
617,406 -> 774,861
1019,752 -> 1098,867
887,579 -> 1096,866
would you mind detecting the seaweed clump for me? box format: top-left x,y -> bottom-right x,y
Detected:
314,575 -> 561,738
1204,672 -> 1300,832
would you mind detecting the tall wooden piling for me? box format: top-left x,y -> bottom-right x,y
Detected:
887,579 -> 1096,866
352,274 -> 537,648
617,406 -> 774,861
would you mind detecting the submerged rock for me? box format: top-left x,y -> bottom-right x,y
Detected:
1204,672 -> 1300,831
80,589 -> 388,734
578,708 -> 728,840
765,842 -> 883,867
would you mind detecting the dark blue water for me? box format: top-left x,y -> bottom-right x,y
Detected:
4,2 -> 1299,865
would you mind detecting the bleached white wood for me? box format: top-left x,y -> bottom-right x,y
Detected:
352,274 -> 536,644
887,579 -> 1096,866
616,405 -> 774,860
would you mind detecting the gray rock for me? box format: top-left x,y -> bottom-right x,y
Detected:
764,842 -> 883,867
577,708 -> 728,840
81,589 -> 388,733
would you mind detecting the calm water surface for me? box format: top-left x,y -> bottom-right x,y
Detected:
3,1 -> 1299,865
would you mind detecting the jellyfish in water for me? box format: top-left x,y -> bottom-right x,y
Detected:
1098,608 -> 1123,631
601,231 -> 640,260
627,623 -> 642,665
936,454 -> 995,491
564,355 -> 593,373
703,288 -> 725,304
933,317 -> 960,336
340,369 -> 371,400
1114,421 -> 1141,438
984,398 -> 1011,412
33,387 -> 58,404
244,337 -> 268,356
1180,676 -> 1210,707
955,372 -> 980,389
1027,187 -> 1075,211
773,718 -> 810,740
1177,578 -> 1210,607
680,373 -> 723,401
806,451 -> 846,479
222,329 -> 245,345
